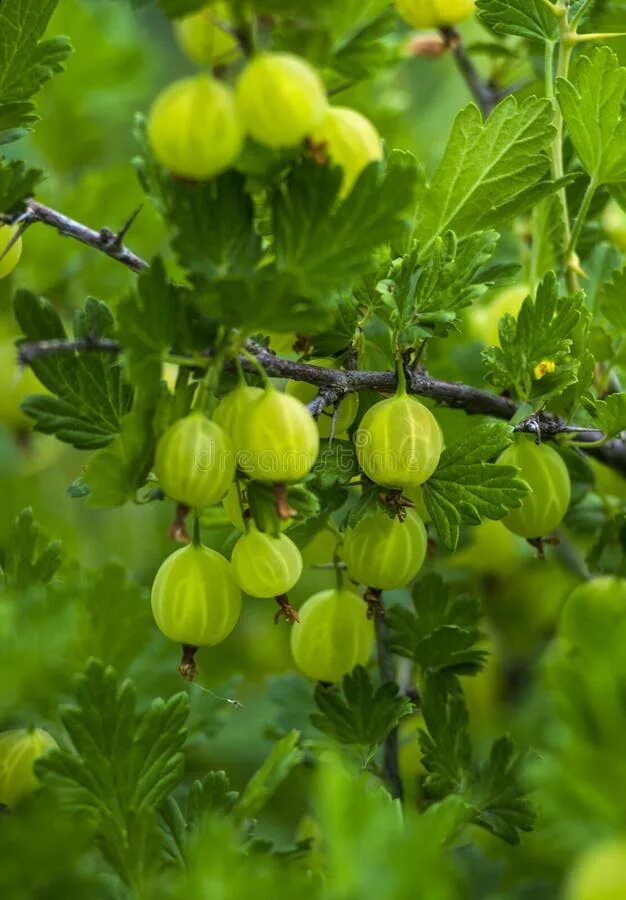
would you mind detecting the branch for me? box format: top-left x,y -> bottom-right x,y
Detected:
441,28 -> 499,118
16,335 -> 626,475
2,200 -> 149,273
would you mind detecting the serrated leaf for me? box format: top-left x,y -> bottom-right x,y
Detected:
387,574 -> 487,675
557,48 -> 626,186
600,267 -> 626,331
423,422 -> 529,551
14,291 -> 132,449
0,0 -> 72,144
235,731 -> 303,822
39,660 -> 188,886
590,393 -> 626,441
0,507 -> 62,590
0,159 -> 42,213
482,271 -> 588,403
413,97 -> 558,252
311,665 -> 413,756
476,0 -> 558,42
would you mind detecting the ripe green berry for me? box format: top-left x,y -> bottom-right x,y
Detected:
213,384 -> 264,440
603,201 -> 626,253
154,411 -> 235,509
497,438 -> 571,538
290,588 -> 374,682
0,728 -> 57,807
559,576 -> 626,650
395,0 -> 475,28
0,225 -> 22,279
355,394 -> 443,489
0,338 -> 42,430
236,52 -> 327,149
147,75 -> 243,179
231,526 -> 303,597
342,508 -> 427,590
286,358 -> 359,438
311,106 -> 382,196
565,838 -> 626,900
175,3 -> 239,66
151,543 -> 242,645
233,388 -> 320,483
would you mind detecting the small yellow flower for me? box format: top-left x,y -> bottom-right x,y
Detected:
534,360 -> 556,380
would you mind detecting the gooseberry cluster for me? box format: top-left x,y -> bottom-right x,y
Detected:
147,5 -> 382,192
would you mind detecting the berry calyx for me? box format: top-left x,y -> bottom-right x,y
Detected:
342,508 -> 427,590
311,106 -> 382,196
232,387 -> 320,483
236,53 -> 327,149
497,437 -> 571,539
286,358 -> 358,438
0,225 -> 22,279
0,728 -> 57,807
154,411 -> 235,509
175,3 -> 239,66
147,75 -> 243,180
355,394 -> 443,489
395,0 -> 475,29
151,542 -> 242,646
290,587 -> 374,682
231,525 -> 303,597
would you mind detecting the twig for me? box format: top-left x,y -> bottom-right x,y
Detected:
373,606 -> 403,801
441,27 -> 499,118
1,200 -> 148,273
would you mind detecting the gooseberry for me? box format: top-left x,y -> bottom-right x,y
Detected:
342,508 -> 427,590
232,388 -> 320,483
290,587 -> 374,682
213,384 -> 264,440
231,526 -> 303,597
450,519 -> 526,574
559,576 -> 626,650
603,200 -> 626,252
236,53 -> 327,149
497,437 -> 571,538
154,411 -> 235,508
395,0 -> 475,28
355,394 -> 443,489
151,542 -> 242,645
175,3 -> 239,66
311,106 -> 382,196
0,225 -> 22,279
469,284 -> 528,347
147,75 -> 243,180
0,728 -> 57,807
565,837 -> 626,900
0,338 -> 42,430
286,358 -> 359,438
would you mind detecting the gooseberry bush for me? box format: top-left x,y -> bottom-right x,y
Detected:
1,0 -> 626,897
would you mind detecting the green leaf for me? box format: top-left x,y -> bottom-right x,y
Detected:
600,267 -> 626,331
39,660 -> 189,885
0,0 -> 72,144
0,159 -> 42,213
387,574 -> 487,676
482,272 -> 588,403
311,666 -> 413,755
14,291 -> 132,449
377,231 -> 500,341
269,152 -> 419,323
247,480 -> 321,535
419,674 -> 534,845
557,47 -> 626,186
188,771 -> 239,826
413,96 -> 558,252
589,393 -> 626,441
234,731 -> 304,822
476,0 -> 559,42
157,0 -> 205,16
0,507 -> 62,590
311,438 -> 359,489
423,422 -> 530,551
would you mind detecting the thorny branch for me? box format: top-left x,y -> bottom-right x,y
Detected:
7,199 -> 626,476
